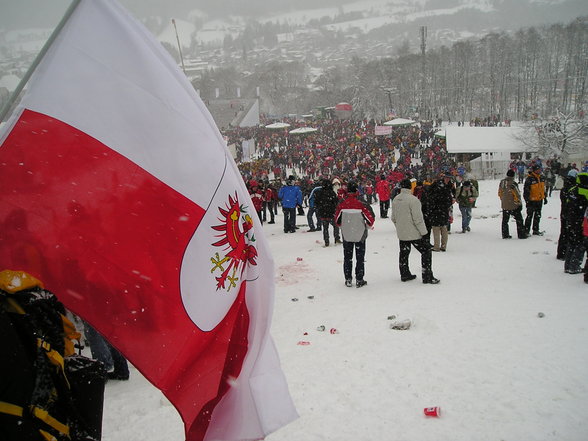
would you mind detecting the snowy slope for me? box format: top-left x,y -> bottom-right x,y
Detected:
101,178 -> 588,441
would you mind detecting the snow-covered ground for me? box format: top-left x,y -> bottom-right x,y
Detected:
102,179 -> 588,441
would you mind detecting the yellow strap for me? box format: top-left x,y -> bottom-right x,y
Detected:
39,429 -> 59,441
0,402 -> 69,439
32,406 -> 70,437
0,401 -> 24,417
37,339 -> 65,371
37,338 -> 70,389
5,296 -> 26,314
61,314 -> 81,357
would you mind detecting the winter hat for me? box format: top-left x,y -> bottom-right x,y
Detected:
568,169 -> 579,178
506,169 -> 515,177
531,164 -> 541,172
347,182 -> 358,193
400,178 -> 412,189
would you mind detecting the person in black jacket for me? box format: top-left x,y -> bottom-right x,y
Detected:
557,170 -> 579,259
563,172 -> 588,274
424,174 -> 454,252
314,178 -> 341,247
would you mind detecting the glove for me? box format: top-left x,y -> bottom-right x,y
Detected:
544,198 -> 548,205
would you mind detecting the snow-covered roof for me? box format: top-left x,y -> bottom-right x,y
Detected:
445,126 -> 536,154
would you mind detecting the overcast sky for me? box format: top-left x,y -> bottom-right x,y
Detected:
1,0 -> 586,35
0,0 -> 376,30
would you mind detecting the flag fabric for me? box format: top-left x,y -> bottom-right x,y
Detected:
0,0 -> 297,440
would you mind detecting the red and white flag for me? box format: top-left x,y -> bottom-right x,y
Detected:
0,0 -> 297,440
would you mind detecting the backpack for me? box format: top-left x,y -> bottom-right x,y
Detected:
0,270 -> 106,441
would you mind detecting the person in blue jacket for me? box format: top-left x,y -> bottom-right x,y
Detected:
278,176 -> 303,233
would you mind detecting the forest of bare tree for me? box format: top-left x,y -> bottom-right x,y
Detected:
194,17 -> 588,123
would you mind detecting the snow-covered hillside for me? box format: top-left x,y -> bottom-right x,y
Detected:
101,177 -> 588,441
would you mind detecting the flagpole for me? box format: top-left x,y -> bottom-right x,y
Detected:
171,19 -> 186,75
0,0 -> 82,123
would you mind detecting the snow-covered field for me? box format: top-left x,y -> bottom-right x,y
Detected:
102,179 -> 588,441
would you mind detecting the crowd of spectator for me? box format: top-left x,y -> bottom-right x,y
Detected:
227,118 -> 456,191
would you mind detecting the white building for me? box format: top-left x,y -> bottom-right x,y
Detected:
445,126 -> 537,179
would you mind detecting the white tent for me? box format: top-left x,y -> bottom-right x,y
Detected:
265,122 -> 290,129
289,127 -> 318,134
383,118 -> 416,126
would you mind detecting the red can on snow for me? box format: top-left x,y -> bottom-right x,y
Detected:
424,406 -> 441,417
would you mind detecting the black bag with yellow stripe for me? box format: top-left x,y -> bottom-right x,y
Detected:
0,270 -> 106,441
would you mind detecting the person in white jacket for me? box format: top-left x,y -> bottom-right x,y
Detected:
391,179 -> 440,284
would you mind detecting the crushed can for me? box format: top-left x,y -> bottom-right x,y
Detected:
390,319 -> 411,330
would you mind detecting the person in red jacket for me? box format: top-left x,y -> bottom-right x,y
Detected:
375,174 -> 391,218
364,181 -> 374,205
335,181 -> 376,288
249,180 -> 265,224
263,182 -> 277,224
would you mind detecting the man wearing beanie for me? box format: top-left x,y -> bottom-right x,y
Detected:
391,179 -> 440,284
498,169 -> 528,239
335,181 -> 375,287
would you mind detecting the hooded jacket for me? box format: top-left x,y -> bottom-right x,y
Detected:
391,188 -> 428,241
455,182 -> 478,208
314,180 -> 339,219
523,170 -> 546,202
278,181 -> 303,209
375,179 -> 391,201
498,176 -> 522,211
334,192 -> 375,242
